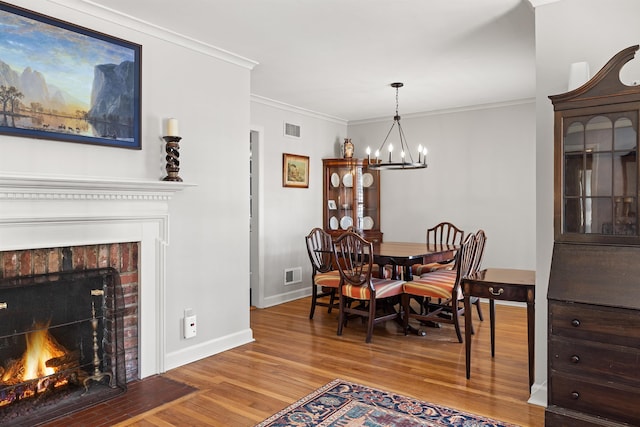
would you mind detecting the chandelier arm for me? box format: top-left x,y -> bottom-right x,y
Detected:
376,121 -> 397,153
397,123 -> 416,163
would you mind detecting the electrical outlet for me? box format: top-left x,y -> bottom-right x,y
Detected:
184,309 -> 196,339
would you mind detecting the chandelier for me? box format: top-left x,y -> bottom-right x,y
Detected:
367,82 -> 427,170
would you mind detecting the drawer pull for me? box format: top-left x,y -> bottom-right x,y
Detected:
571,319 -> 580,327
488,287 -> 504,296
570,355 -> 580,364
571,391 -> 579,400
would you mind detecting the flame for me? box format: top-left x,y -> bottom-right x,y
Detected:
1,322 -> 67,384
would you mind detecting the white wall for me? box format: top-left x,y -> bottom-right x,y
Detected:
1,0 -> 254,373
348,101 -> 536,270
532,0 -> 640,404
250,97 -> 347,307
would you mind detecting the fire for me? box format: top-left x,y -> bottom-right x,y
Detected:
1,322 -> 67,385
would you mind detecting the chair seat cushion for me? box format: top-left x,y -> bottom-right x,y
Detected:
314,271 -> 341,288
403,270 -> 460,299
411,261 -> 455,276
342,278 -> 404,300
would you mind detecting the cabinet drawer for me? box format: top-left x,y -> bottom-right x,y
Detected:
549,301 -> 640,346
465,282 -> 528,302
549,373 -> 640,425
549,337 -> 640,386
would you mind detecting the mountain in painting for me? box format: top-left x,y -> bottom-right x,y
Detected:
87,61 -> 135,123
0,59 -> 88,113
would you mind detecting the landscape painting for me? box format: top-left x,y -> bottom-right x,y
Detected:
0,2 -> 141,149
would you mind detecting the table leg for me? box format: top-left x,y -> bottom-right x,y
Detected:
527,300 -> 535,388
464,294 -> 472,379
490,299 -> 496,358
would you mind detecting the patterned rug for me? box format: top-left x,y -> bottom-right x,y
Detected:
255,379 -> 520,427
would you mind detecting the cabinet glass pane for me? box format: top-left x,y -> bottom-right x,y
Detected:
564,153 -> 583,197
564,198 -> 582,233
589,197 -> 613,234
585,116 -> 612,152
565,122 -> 584,153
589,153 -> 612,196
614,117 -> 636,151
361,169 -> 378,231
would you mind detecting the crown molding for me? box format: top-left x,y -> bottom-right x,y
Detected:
251,95 -> 348,125
349,98 -> 536,126
46,0 -> 258,69
527,0 -> 562,7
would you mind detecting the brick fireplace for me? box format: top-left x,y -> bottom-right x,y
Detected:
1,242 -> 140,382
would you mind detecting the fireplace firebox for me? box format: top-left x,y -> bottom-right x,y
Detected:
0,268 -> 126,425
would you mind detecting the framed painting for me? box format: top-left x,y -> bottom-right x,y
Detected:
283,153 -> 309,188
0,2 -> 142,149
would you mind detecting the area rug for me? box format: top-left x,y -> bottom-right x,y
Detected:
255,378 -> 519,427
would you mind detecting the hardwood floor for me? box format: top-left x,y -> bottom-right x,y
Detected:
117,297 -> 545,426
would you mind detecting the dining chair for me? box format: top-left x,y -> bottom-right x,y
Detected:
468,229 -> 487,321
401,231 -> 479,342
333,231 -> 405,343
411,221 -> 464,276
305,227 -> 341,319
345,225 -> 392,279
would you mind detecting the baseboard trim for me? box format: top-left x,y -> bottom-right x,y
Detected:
163,328 -> 254,374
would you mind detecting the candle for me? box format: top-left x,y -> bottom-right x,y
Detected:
388,144 -> 393,162
166,118 -> 179,137
418,144 -> 423,162
423,147 -> 428,164
366,146 -> 371,161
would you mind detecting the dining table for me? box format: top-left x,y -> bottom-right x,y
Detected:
371,241 -> 458,281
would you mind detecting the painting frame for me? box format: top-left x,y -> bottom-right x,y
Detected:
283,153 -> 309,188
0,2 -> 142,149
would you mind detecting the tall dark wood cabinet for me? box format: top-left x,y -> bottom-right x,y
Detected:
546,45 -> 640,426
322,158 -> 382,242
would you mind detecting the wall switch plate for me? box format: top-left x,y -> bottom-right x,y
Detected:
184,309 -> 196,339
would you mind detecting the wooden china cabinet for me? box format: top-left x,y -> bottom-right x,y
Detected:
322,158 -> 382,242
546,45 -> 640,426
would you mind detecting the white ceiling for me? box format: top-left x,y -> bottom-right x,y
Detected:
87,0 -> 536,122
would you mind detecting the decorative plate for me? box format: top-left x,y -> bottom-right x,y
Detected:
340,216 -> 353,230
330,216 -> 339,230
331,173 -> 340,187
362,173 -> 374,188
342,173 -> 353,187
363,216 -> 374,230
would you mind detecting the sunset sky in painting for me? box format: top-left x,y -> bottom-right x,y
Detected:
0,7 -> 135,102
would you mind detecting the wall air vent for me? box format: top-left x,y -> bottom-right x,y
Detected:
284,122 -> 301,138
284,267 -> 302,285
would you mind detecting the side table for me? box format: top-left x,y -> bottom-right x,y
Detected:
462,268 -> 535,388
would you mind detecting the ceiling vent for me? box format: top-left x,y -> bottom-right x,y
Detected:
284,122 -> 301,139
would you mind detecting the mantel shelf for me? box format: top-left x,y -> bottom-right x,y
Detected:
0,173 -> 196,201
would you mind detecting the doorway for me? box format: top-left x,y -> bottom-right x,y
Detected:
249,128 -> 263,307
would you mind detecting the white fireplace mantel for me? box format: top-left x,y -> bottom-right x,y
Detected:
0,172 -> 194,200
0,173 -> 195,378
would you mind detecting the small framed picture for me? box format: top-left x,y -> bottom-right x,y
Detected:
328,200 -> 337,210
283,153 -> 309,188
